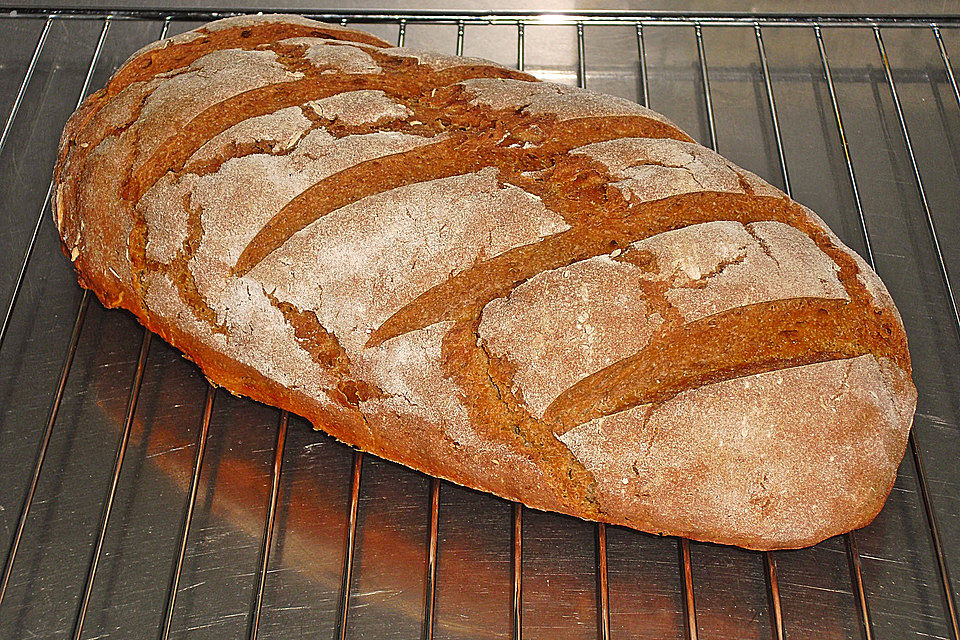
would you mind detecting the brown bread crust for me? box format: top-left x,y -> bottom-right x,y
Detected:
53,15 -> 916,550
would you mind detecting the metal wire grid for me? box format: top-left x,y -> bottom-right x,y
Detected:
0,8 -> 956,640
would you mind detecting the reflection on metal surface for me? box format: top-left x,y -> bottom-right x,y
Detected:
0,8 -> 958,640
424,477 -> 441,640
596,523 -> 610,640
71,330 -> 151,640
337,450 -> 362,640
512,502 -> 522,640
248,411 -> 288,640
0,291 -> 89,609
680,538 -> 698,640
0,17 -> 109,356
160,384 -> 214,640
845,532 -> 874,640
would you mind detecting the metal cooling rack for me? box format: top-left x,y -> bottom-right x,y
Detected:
0,7 -> 958,640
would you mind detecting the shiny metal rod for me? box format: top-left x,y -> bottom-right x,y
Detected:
248,411 -> 289,640
694,23 -> 717,150
0,15 -> 115,618
577,22 -> 586,88
873,26 -> 959,640
846,532 -> 874,640
423,477 -> 441,640
751,24 -> 793,640
512,502 -> 523,640
813,25 -> 875,266
874,26 -> 960,337
695,26 -> 788,637
336,451 -> 364,640
0,16 -> 110,358
0,290 -> 89,610
636,22 -> 650,108
597,523 -> 611,640
754,24 -> 791,197
0,15 -> 53,156
159,384 -> 216,640
517,22 -> 525,72
71,331 -> 153,640
934,26 -> 960,110
764,552 -> 785,640
680,538 -> 698,640
574,30 -> 611,640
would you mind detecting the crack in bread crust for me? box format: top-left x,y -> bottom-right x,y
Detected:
542,297 -> 897,432
120,67 -> 539,208
441,319 -> 599,516
263,289 -> 385,409
234,114 -> 693,276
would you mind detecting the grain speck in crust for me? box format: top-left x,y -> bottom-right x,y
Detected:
53,14 -> 916,550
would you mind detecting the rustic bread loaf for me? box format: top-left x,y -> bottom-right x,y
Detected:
53,14 -> 916,550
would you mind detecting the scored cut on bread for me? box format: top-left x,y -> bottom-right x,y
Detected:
53,14 -> 916,550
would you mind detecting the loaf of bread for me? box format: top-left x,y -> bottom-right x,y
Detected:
53,14 -> 916,550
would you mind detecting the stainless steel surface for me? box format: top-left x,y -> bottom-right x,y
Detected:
0,8 -> 958,640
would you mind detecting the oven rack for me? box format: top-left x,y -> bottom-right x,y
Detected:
0,7 -> 958,640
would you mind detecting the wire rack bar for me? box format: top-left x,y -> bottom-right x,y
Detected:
0,290 -> 89,610
248,410 -> 289,640
911,431 -> 959,636
634,26 -> 704,640
7,7 -> 960,28
0,16 -> 109,358
845,532 -> 874,640
423,477 -> 441,640
934,26 -> 960,109
159,384 -> 215,640
596,523 -> 611,640
516,22 -> 524,72
754,25 -> 791,196
694,24 -> 717,151
336,450 -> 363,640
324,18 -> 363,640
0,14 -> 113,616
764,552 -> 785,640
929,29 -> 960,626
636,23 -> 649,115
341,16 -> 423,639
0,15 -> 52,157
73,20 -> 171,639
874,27 -> 960,339
576,22 -> 586,89
815,22 -> 959,640
873,26 -> 960,639
680,538 -> 698,640
751,24 -> 805,640
813,26 -> 875,267
71,330 -> 152,640
509,26 -> 527,640
512,502 -> 523,640
694,25 -> 790,639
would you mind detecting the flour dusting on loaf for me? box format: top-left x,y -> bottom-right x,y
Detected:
53,15 -> 916,550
